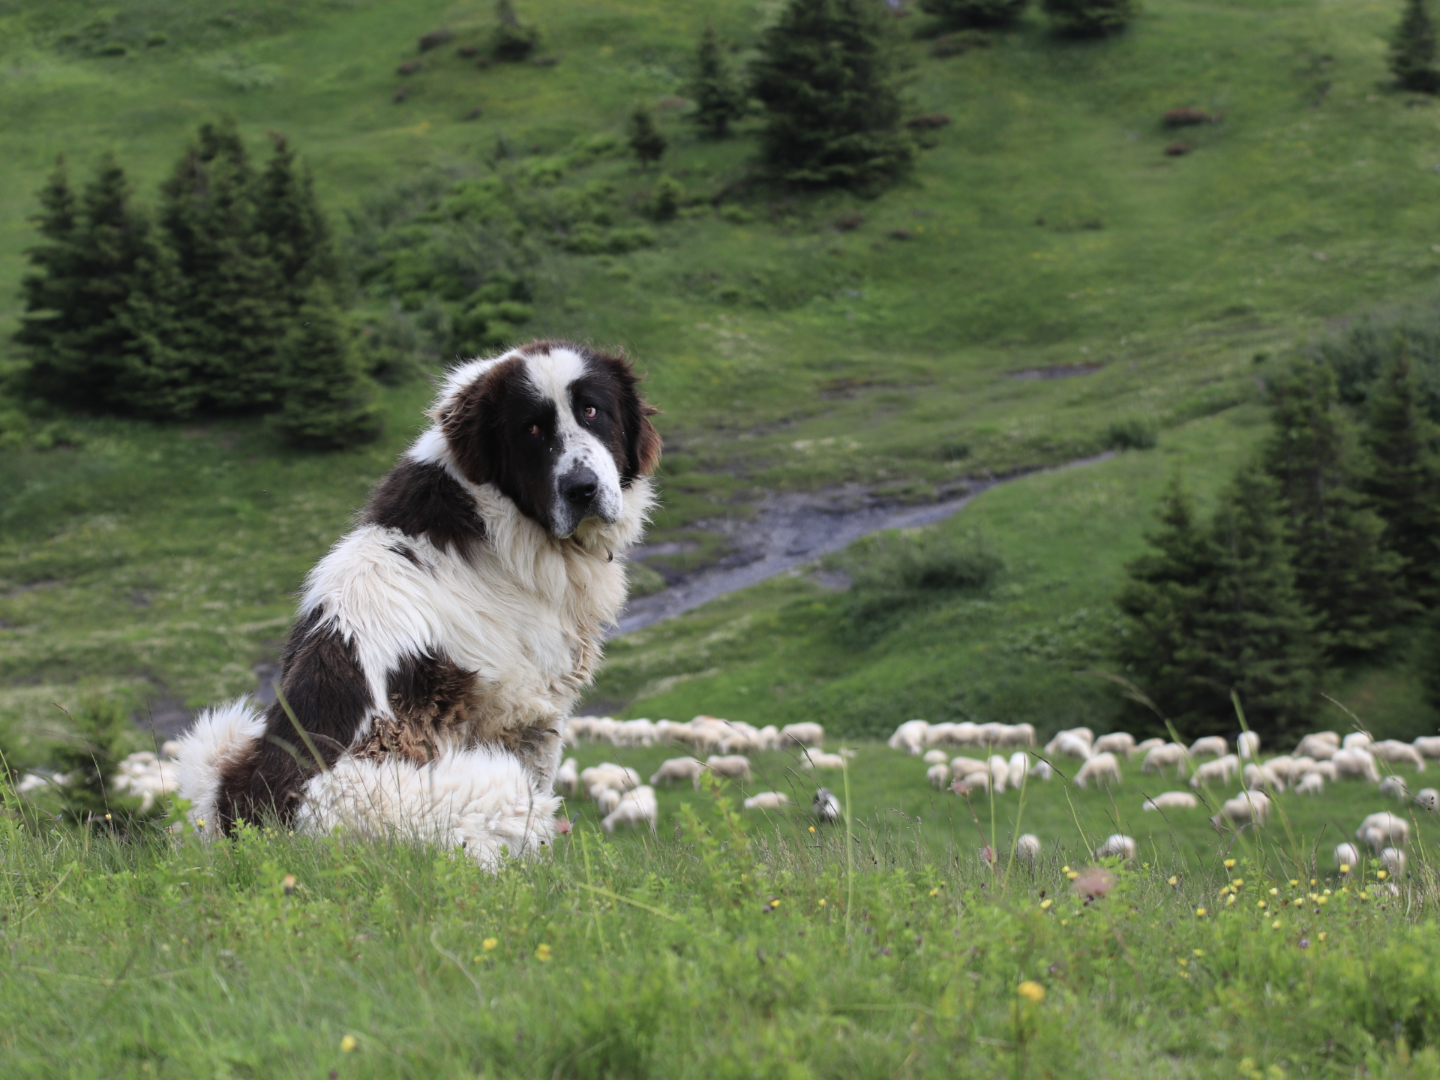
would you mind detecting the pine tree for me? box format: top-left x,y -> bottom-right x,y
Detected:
627,105 -> 668,167
1041,0 -> 1140,37
920,0 -> 1028,29
1361,349 -> 1440,605
15,155 -> 156,409
254,133 -> 341,305
1391,0 -> 1440,93
1419,608 -> 1440,714
751,0 -> 914,190
689,25 -> 746,138
50,695 -> 148,826
272,282 -> 383,450
1263,363 -> 1405,660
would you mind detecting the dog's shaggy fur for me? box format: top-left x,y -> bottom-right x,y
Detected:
176,341 -> 659,863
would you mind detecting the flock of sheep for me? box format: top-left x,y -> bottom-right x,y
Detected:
890,719 -> 1435,878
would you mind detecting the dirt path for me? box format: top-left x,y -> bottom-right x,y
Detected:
614,452 -> 1113,636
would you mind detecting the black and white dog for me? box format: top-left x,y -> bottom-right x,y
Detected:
176,341 -> 660,865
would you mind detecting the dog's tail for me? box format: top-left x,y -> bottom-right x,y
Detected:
175,698 -> 266,835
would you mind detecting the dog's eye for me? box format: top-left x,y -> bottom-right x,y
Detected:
582,406 -> 597,420
528,424 -> 542,437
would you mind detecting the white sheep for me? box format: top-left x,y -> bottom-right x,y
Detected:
757,725 -> 781,752
1243,762 -> 1284,792
1371,740 -> 1426,771
1008,752 -> 1029,790
799,751 -> 847,771
1045,732 -> 1093,760
1189,736 -> 1228,758
1293,772 -> 1325,795
649,757 -> 705,788
1211,790 -> 1271,828
1303,760 -> 1338,782
1343,732 -> 1373,750
1381,847 -> 1406,879
956,770 -> 990,792
927,763 -> 951,788
1379,775 -> 1410,801
889,720 -> 930,755
1028,759 -> 1054,781
925,721 -> 971,747
1093,732 -> 1136,757
555,757 -> 580,797
780,722 -> 825,749
1334,842 -> 1360,871
1237,731 -> 1261,760
1094,834 -> 1136,861
1296,732 -> 1340,760
922,748 -> 950,765
949,756 -> 988,779
581,763 -> 641,793
1014,834 -> 1041,863
1190,754 -> 1240,789
1414,737 -> 1440,760
987,754 -> 1011,794
813,788 -> 841,823
1357,812 -> 1409,850
1142,742 -> 1189,776
705,755 -> 753,782
1333,748 -> 1381,784
1264,755 -> 1298,782
1006,723 -> 1038,748
742,791 -> 790,811
1142,791 -> 1198,811
1416,788 -> 1439,811
601,786 -> 657,833
1133,737 -> 1166,757
593,787 -> 621,815
1074,752 -> 1122,789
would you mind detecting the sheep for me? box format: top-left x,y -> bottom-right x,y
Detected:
649,757 -> 705,788
601,786 -> 657,833
1303,760 -> 1338,782
926,721 -> 973,747
1381,847 -> 1406,879
555,757 -> 580,797
1333,748 -> 1381,784
1296,732 -> 1340,760
1343,732 -> 1373,750
593,787 -> 621,815
1189,736 -> 1228,758
813,788 -> 841,823
1028,759 -> 1054,781
109,752 -> 180,813
889,720 -> 930,755
581,763 -> 641,793
1142,791 -> 1198,811
705,755 -> 753,782
987,754 -> 1011,794
949,756 -> 988,779
1414,737 -> 1440,760
1008,752 -> 1029,790
613,718 -> 658,747
1371,740 -> 1426,771
1142,742 -> 1189,776
1006,723 -> 1038,748
1357,812 -> 1409,850
780,722 -> 824,749
1243,762 -> 1284,792
742,791 -> 790,811
1189,754 -> 1240,789
1014,834 -> 1041,863
1293,771 -> 1325,795
927,763 -> 951,788
1379,775 -> 1410,801
1334,842 -> 1360,871
1074,752 -> 1122,789
1133,737 -> 1166,757
1045,732 -> 1093,760
956,770 -> 990,792
1416,788 -> 1440,811
1237,731 -> 1261,760
922,748 -> 950,765
757,725 -> 780,752
1211,790 -> 1271,828
1094,834 -> 1136,861
1093,732 -> 1136,757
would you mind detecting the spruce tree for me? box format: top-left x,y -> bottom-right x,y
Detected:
1391,0 -> 1440,93
1041,0 -> 1140,37
1263,363 -> 1404,660
272,282 -> 382,450
1361,349 -> 1440,605
627,105 -> 668,167
254,134 -> 341,305
750,0 -> 914,190
921,0 -> 1028,29
688,25 -> 746,138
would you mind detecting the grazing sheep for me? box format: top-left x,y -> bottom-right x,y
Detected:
1381,847 -> 1406,879
798,750 -> 847,771
1293,771 -> 1325,795
780,722 -> 825,749
1007,723 -> 1038,748
1414,737 -> 1440,760
889,720 -> 930,755
1263,755 -> 1298,781
601,786 -> 657,833
926,721 -> 975,747
593,787 -> 621,815
1095,834 -> 1137,861
742,791 -> 790,811
1074,752 -> 1122,789
1372,740 -> 1426,771
987,754 -> 1011,794
1243,762 -> 1284,792
110,752 -> 180,813
1237,731 -> 1261,760
581,763 -> 641,793
757,725 -> 780,752
1189,736 -> 1228,758
1028,759 -> 1054,781
1334,842 -> 1360,871
813,788 -> 841,823
927,763 -> 951,788
705,755 -> 753,782
1379,775 -> 1410,801
950,756 -> 988,779
1416,787 -> 1440,811
649,757 -> 705,787
1342,732 -> 1373,750
1142,742 -> 1190,776
1296,732 -> 1340,760
1045,731 -> 1094,760
1093,732 -> 1136,758
1008,752 -> 1029,790
1014,834 -> 1041,863
1133,737 -> 1166,757
555,757 -> 580,797
1357,812 -> 1409,850
956,770 -> 990,792
1211,790 -> 1271,828
923,748 -> 950,765
1190,754 -> 1240,788
1333,748 -> 1381,784
1303,760 -> 1338,782
1142,791 -> 1198,811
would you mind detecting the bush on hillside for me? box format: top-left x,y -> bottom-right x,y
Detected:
931,30 -> 993,56
1391,0 -> 1440,93
48,694 -> 150,827
839,530 -> 1003,637
1316,309 -> 1440,420
627,105 -> 668,167
920,0 -> 1028,29
1042,0 -> 1140,36
491,0 -> 540,62
1105,417 -> 1157,450
688,25 -> 747,138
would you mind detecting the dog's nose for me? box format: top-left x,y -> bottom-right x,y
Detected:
559,468 -> 599,508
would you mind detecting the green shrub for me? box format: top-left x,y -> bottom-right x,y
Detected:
627,105 -> 667,167
1392,0 -> 1440,93
1105,418 -> 1157,450
839,530 -> 1003,636
1042,0 -> 1140,36
491,0 -> 539,62
648,174 -> 684,221
1315,310 -> 1440,421
921,0 -> 1028,29
48,694 -> 148,827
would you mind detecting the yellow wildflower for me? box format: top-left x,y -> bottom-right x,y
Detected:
1319,932 -> 1327,941
1224,859 -> 1236,869
1066,871 -> 1079,881
819,898 -> 826,907
482,938 -> 498,951
1339,864 -> 1350,874
929,888 -> 940,897
535,943 -> 552,962
1040,899 -> 1053,910
1377,870 -> 1388,881
1017,981 -> 1046,1005
1257,901 -> 1266,909
1268,887 -> 1278,896
1196,907 -> 1207,917
1193,949 -> 1204,957
1272,919 -> 1281,929
1226,895 -> 1237,905
1233,878 -> 1244,887
1168,876 -> 1178,886
340,1035 -> 358,1053
1062,866 -> 1071,873
809,826 -> 816,834
1289,880 -> 1300,887
1178,958 -> 1188,967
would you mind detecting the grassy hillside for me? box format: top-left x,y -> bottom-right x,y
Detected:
1,0 -> 1438,745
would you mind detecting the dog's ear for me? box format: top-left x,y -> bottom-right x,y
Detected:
439,356 -> 524,485
590,349 -> 661,483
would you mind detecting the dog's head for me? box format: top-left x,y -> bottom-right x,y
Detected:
429,341 -> 661,539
